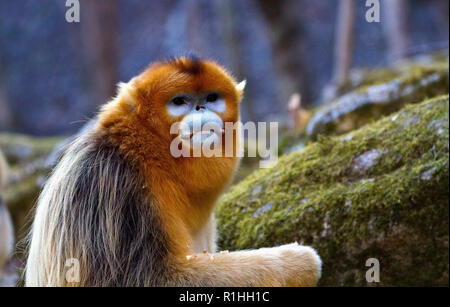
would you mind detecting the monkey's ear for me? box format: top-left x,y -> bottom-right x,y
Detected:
236,80 -> 246,92
101,80 -> 137,114
116,80 -> 138,111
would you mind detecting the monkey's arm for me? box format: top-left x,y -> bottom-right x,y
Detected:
169,243 -> 321,287
191,215 -> 217,253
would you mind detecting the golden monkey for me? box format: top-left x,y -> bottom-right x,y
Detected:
25,56 -> 321,286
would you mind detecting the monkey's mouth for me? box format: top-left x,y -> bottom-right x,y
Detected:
178,112 -> 225,148
181,128 -> 225,139
180,127 -> 224,148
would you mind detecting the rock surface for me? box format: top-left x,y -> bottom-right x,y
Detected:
216,95 -> 449,286
307,58 -> 449,139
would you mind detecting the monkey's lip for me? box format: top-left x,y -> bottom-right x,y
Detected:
180,128 -> 225,140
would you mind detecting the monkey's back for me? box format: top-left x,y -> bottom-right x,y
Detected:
25,130 -> 170,286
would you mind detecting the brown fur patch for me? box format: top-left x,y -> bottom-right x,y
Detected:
168,56 -> 204,75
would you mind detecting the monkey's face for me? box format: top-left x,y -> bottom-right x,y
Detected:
132,57 -> 245,152
167,91 -> 227,148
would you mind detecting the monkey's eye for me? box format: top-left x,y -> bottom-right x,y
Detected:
206,93 -> 219,103
172,97 -> 188,106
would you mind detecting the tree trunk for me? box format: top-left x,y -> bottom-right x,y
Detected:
217,0 -> 256,121
0,59 -> 14,131
255,0 -> 310,108
383,0 -> 410,62
332,0 -> 356,86
80,0 -> 119,105
433,0 -> 449,41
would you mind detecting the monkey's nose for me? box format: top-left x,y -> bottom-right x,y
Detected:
179,111 -> 224,142
195,105 -> 205,111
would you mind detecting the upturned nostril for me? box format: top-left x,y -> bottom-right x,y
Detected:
196,105 -> 205,111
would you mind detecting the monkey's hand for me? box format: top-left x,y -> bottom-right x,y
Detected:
262,243 -> 322,286
176,243 -> 322,287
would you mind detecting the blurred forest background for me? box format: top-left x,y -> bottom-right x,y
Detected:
0,0 -> 448,136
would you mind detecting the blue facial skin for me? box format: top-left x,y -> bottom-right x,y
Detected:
168,93 -> 225,132
167,92 -> 226,118
168,92 -> 226,148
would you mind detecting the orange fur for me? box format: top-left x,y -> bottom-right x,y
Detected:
97,57 -> 241,258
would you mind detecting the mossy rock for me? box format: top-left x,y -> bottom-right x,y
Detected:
216,95 -> 449,286
337,52 -> 449,95
0,134 -> 61,165
0,133 -> 61,255
307,58 -> 449,139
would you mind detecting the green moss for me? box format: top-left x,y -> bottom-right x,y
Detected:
216,95 -> 449,286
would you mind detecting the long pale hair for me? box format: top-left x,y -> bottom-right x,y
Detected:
25,130 -> 169,286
